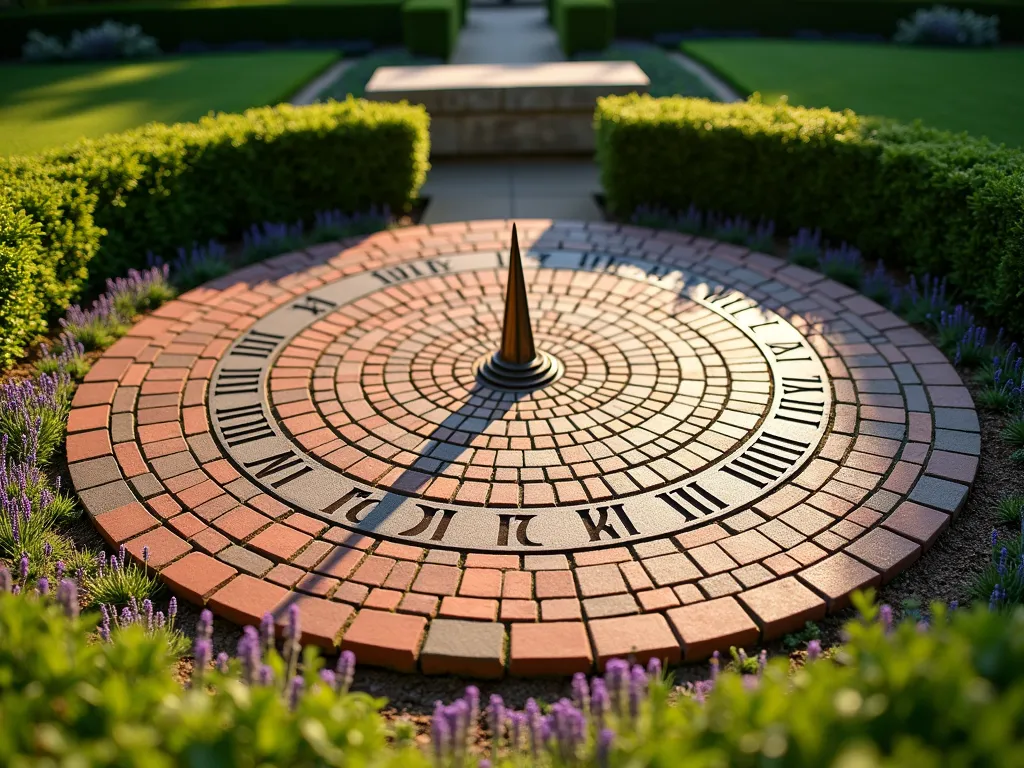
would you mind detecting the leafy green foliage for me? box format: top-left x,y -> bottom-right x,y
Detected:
402,0 -> 460,60
85,549 -> 162,608
1002,416 -> 1024,449
0,1 -> 409,59
782,620 -> 821,651
595,94 -> 1024,336
554,0 -> 614,56
0,98 -> 429,370
996,494 -> 1024,526
612,0 -> 1024,42
0,593 -> 428,768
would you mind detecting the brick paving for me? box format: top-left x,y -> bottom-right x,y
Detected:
67,220 -> 979,675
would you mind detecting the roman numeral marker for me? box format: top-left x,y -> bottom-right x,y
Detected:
214,368 -> 261,396
292,296 -> 338,316
722,432 -> 809,489
243,451 -> 313,489
231,330 -> 284,359
656,481 -> 728,523
777,375 -> 826,426
216,403 -> 275,447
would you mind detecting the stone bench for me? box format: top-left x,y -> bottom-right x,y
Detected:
364,61 -> 650,157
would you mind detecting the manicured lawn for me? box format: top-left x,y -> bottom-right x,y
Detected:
682,40 -> 1024,147
0,51 -> 338,156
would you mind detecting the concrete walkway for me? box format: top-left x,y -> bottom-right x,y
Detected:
424,7 -> 603,224
450,7 -> 564,65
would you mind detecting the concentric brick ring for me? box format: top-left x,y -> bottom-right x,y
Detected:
67,220 -> 980,677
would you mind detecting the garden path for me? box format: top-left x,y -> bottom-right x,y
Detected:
424,7 -> 601,223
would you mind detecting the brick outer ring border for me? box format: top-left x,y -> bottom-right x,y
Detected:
66,220 -> 979,676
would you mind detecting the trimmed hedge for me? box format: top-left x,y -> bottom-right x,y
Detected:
0,98 -> 429,366
595,94 -> 1024,334
402,0 -> 459,59
554,0 -> 614,55
0,0 -> 407,59
613,0 -> 1024,42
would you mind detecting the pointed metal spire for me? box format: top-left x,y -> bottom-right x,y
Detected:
499,223 -> 537,365
475,223 -> 564,392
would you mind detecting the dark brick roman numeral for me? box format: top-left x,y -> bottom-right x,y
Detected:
656,481 -> 727,523
231,330 -> 284,359
722,432 -> 809,489
214,367 -> 261,396
243,451 -> 313,489
216,403 -> 275,447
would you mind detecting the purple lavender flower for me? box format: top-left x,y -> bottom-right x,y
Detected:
99,604 -> 112,641
285,604 -> 301,644
55,560 -> 65,579
0,566 -> 12,593
168,597 -> 177,626
336,649 -> 356,694
319,669 -> 337,689
238,626 -> 261,685
36,577 -> 49,595
571,671 -> 590,711
806,640 -> 822,661
260,612 -> 275,652
646,656 -> 662,679
259,664 -> 275,687
710,650 -> 720,680
525,698 -> 543,759
590,677 -> 609,728
758,649 -> 768,676
487,694 -> 505,751
43,541 -> 52,559
198,609 -> 214,641
194,638 -> 213,678
216,652 -> 230,674
628,664 -> 647,719
288,676 -> 304,709
19,553 -> 29,582
431,701 -> 449,763
597,727 -> 615,768
605,658 -> 629,715
56,579 -> 78,619
880,604 -> 894,633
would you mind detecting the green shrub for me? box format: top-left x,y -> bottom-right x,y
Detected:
0,99 -> 428,366
0,0 -> 407,59
402,0 -> 459,60
0,206 -> 45,366
0,593 -> 426,767
595,94 -> 1024,335
555,0 -> 614,55
611,0 -> 1024,43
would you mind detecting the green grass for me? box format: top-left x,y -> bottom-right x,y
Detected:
0,50 -> 338,156
682,40 -> 1024,147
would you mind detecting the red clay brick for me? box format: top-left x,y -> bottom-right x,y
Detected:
738,577 -> 826,639
93,502 -> 158,547
161,551 -> 236,603
247,523 -> 313,561
667,597 -> 759,660
208,574 -> 288,627
589,613 -> 682,668
340,610 -> 426,672
510,622 -> 593,675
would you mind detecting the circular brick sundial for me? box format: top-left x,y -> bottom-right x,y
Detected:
68,220 -> 979,677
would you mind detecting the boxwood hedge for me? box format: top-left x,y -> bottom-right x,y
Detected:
595,94 -> 1024,334
0,98 -> 430,366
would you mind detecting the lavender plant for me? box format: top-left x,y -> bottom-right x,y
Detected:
35,333 -> 90,382
310,206 -> 393,243
972,527 -> 1024,609
892,273 -> 950,325
859,260 -> 896,307
954,324 -> 989,369
630,204 -> 706,236
59,293 -> 130,351
818,242 -> 863,289
161,240 -> 231,291
786,227 -> 823,268
0,434 -> 77,569
98,594 -> 188,655
85,544 -> 161,607
976,356 -> 1023,412
709,214 -> 753,246
744,218 -> 776,254
0,370 -> 72,465
937,304 -> 976,351
1001,416 -> 1024,452
106,264 -> 176,317
243,220 -> 306,264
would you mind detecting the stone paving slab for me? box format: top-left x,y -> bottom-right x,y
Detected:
68,220 -> 979,676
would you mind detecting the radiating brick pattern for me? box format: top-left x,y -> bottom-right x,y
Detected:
67,220 -> 978,675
